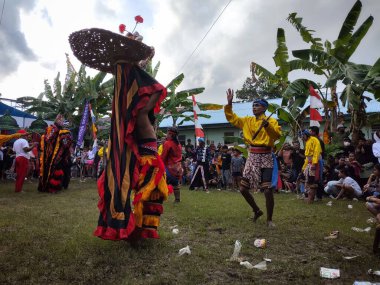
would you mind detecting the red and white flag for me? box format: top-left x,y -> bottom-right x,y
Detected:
309,85 -> 323,127
192,95 -> 205,145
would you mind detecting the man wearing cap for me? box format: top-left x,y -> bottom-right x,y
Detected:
301,130 -> 322,203
224,89 -> 281,227
161,127 -> 183,202
13,130 -> 37,193
189,137 -> 211,192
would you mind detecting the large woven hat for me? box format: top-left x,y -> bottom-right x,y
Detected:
69,28 -> 153,73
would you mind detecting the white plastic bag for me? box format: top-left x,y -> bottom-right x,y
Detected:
172,228 -> 179,234
178,245 -> 191,256
240,261 -> 254,269
253,261 -> 267,270
230,240 -> 242,261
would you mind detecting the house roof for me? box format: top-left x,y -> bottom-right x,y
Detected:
159,92 -> 380,128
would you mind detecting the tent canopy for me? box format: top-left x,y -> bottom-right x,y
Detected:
0,102 -> 36,119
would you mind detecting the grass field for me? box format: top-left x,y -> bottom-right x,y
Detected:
1,179 -> 380,284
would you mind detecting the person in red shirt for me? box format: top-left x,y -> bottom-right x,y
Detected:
161,127 -> 183,202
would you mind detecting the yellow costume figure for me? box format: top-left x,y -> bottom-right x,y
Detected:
301,130 -> 322,203
224,91 -> 281,227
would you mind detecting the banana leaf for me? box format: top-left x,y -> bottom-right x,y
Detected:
273,28 -> 290,80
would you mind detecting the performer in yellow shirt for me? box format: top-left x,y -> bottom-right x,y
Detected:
224,89 -> 281,227
301,130 -> 322,203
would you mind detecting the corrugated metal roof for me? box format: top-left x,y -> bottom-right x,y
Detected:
159,92 -> 380,128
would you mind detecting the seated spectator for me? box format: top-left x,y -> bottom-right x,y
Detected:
363,164 -> 380,198
208,164 -> 220,189
347,152 -> 362,183
335,168 -> 362,200
341,137 -> 355,157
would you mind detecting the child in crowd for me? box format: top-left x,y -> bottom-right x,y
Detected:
231,148 -> 245,191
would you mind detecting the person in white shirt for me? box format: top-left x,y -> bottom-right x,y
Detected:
335,167 -> 362,200
12,130 -> 37,193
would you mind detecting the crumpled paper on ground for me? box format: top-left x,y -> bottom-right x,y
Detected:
240,260 -> 267,270
368,269 -> 380,276
352,227 -> 371,233
178,245 -> 191,256
326,201 -> 333,206
230,240 -> 242,261
320,267 -> 340,279
253,261 -> 267,270
343,255 -> 359,260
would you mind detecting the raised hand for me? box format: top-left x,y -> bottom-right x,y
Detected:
226,88 -> 234,105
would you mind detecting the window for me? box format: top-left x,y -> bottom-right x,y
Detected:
224,132 -> 235,145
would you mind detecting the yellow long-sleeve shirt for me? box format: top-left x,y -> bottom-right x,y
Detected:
224,105 -> 281,147
302,136 -> 322,170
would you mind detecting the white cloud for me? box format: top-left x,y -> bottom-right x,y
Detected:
0,0 -> 379,107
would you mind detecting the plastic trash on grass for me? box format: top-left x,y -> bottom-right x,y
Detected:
368,269 -> 380,276
178,245 -> 191,256
348,204 -> 353,209
172,228 -> 179,234
326,201 -> 332,206
254,239 -> 266,248
240,261 -> 254,269
351,227 -> 371,233
320,267 -> 340,279
253,261 -> 267,270
230,240 -> 242,261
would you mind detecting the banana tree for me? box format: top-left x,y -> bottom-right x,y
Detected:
287,0 -> 373,130
251,27 -> 322,140
337,58 -> 380,143
155,73 -> 222,129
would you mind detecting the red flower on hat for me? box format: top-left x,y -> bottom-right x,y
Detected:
119,24 -> 126,33
135,15 -> 144,23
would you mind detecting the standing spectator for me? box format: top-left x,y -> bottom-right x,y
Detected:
189,138 -> 211,192
161,127 -> 183,202
186,139 -> 194,152
310,126 -> 325,159
301,130 -> 322,203
292,140 -> 305,181
231,149 -> 245,191
224,89 -> 281,227
221,145 -> 232,190
13,130 -> 37,193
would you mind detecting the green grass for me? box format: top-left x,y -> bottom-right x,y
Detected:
1,179 -> 380,284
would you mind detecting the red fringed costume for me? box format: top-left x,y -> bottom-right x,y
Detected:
38,123 -> 72,193
94,63 -> 170,241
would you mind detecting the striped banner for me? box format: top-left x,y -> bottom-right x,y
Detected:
192,95 -> 204,145
76,100 -> 89,148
